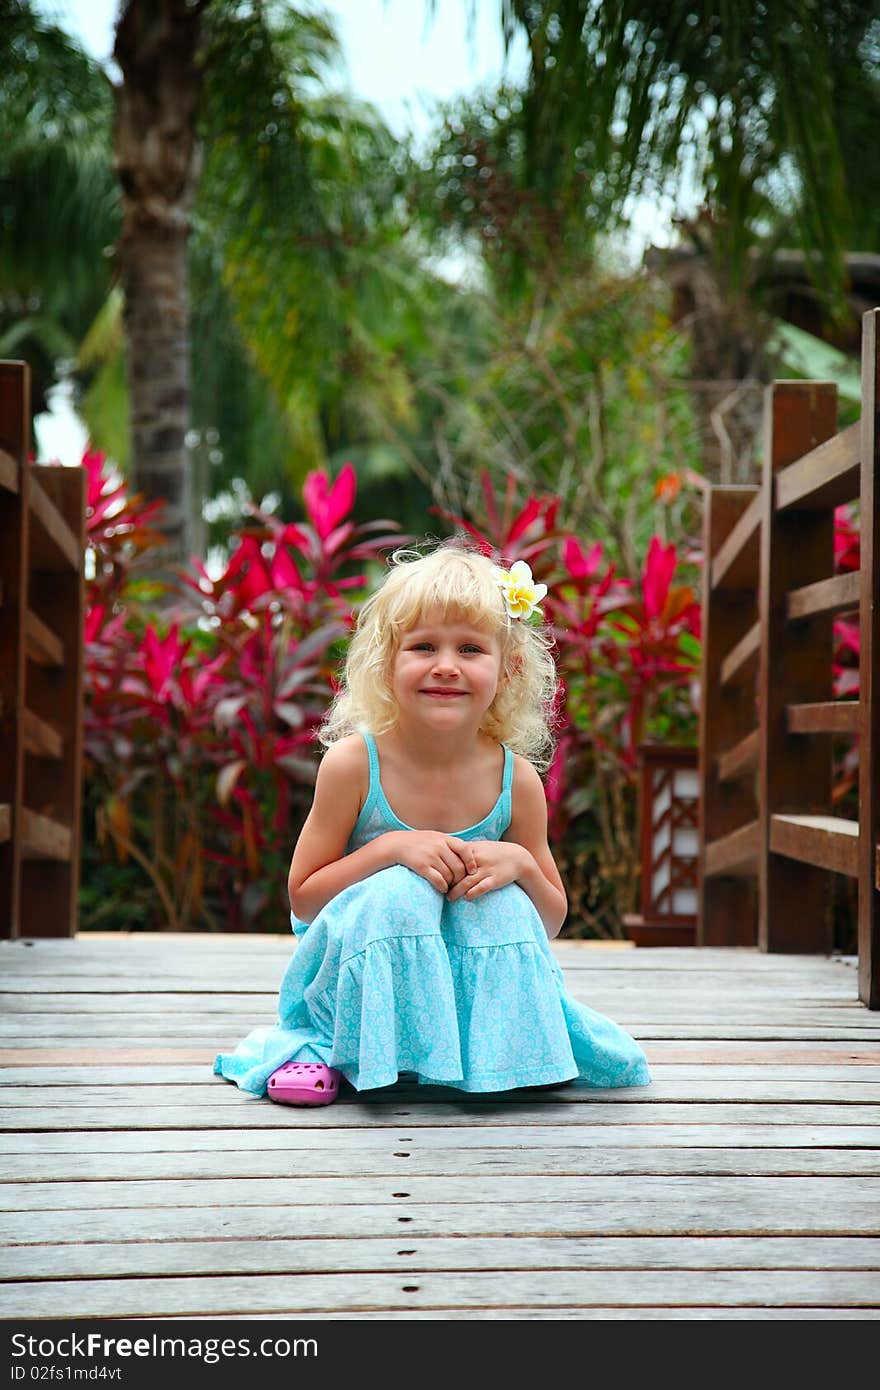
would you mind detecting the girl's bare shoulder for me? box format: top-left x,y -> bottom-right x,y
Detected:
508,753 -> 550,829
317,734 -> 369,801
510,752 -> 545,795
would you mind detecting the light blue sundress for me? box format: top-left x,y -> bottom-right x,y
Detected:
214,730 -> 651,1096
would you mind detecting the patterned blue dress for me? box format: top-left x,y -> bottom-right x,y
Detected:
214,731 -> 651,1096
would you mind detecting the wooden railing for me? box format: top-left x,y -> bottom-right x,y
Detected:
698,307 -> 879,1008
0,361 -> 86,938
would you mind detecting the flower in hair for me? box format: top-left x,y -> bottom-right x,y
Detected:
491,559 -> 548,621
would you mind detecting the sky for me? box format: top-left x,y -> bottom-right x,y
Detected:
30,0 -> 680,462
34,0 -> 532,138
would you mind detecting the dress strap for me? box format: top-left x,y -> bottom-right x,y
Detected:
502,744 -> 514,793
352,726 -> 384,830
360,726 -> 380,786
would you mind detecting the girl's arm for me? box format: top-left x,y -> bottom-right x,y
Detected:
288,738 -> 467,922
504,758 -> 568,938
448,756 -> 568,937
287,738 -> 381,922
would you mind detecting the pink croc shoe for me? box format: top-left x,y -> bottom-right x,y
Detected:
267,1061 -> 341,1106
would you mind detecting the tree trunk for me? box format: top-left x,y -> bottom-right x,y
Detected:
647,234 -> 774,484
112,0 -> 207,568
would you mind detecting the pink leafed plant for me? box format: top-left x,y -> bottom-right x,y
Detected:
81,447 -> 404,930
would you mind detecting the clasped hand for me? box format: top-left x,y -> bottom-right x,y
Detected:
388,830 -> 526,900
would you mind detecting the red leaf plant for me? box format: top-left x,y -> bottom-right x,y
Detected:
429,469 -> 567,577
605,537 -> 701,767
82,450 -> 404,930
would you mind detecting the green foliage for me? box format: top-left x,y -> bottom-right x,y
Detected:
0,0 -> 118,414
194,0 -> 430,496
493,1 -> 855,311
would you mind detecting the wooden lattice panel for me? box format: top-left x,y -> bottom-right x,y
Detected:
624,744 -> 698,946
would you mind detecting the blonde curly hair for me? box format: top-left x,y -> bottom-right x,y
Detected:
319,540 -> 559,769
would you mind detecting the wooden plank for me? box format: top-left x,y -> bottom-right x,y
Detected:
3,1269 -> 880,1319
787,702 -> 859,734
27,471 -> 80,573
719,620 -> 760,687
22,708 -> 63,759
13,1173 -> 879,1212
4,1197 -> 879,1247
759,380 -> 838,952
6,1235 -> 880,1281
24,609 -> 63,667
787,570 -> 860,622
235,1308 -> 879,1320
704,820 -> 760,877
19,808 -> 71,861
5,1101 -> 880,1132
6,1077 -> 880,1106
774,420 -> 861,512
0,941 -> 855,968
3,1055 -> 879,1081
7,1021 -> 880,1047
4,1119 -> 879,1153
0,446 -> 17,494
710,489 -> 761,592
770,813 -> 859,877
7,1013 -> 875,1042
7,1145 -> 880,1184
717,728 -> 759,783
0,804 -> 8,843
5,1060 -> 880,1084
0,949 -> 852,972
859,308 -> 880,1008
228,1307 -> 879,1321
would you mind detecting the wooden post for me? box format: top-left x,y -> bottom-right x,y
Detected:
697,487 -> 759,946
858,309 -> 880,1007
22,466 -> 86,937
758,382 -> 838,952
0,360 -> 85,939
0,364 -> 29,937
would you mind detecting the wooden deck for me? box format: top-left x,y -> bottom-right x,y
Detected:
2,933 -> 880,1321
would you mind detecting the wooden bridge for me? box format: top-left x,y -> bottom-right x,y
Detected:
1,932 -> 879,1320
3,313 -> 880,1322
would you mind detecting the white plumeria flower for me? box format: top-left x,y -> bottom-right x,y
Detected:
491,559 -> 548,621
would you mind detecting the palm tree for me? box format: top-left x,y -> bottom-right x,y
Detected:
111,0 -> 439,562
4,1 -> 446,554
111,0 -> 208,565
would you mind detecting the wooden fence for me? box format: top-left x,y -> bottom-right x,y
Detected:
698,307 -> 879,1008
0,360 -> 85,938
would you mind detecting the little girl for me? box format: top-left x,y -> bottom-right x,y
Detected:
214,541 -> 650,1104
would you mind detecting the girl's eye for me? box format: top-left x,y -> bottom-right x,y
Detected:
461,645 -> 483,654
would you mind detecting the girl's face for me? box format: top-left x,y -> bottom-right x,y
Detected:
391,609 -> 503,734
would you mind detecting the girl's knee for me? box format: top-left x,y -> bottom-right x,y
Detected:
442,879 -> 543,946
372,863 -> 443,904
